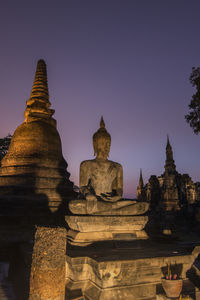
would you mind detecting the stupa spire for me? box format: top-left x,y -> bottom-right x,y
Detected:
166,135 -> 173,159
164,135 -> 176,175
137,168 -> 146,201
24,59 -> 55,123
166,134 -> 171,148
30,59 -> 49,102
139,168 -> 144,188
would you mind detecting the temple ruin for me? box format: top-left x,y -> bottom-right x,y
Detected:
0,60 -> 200,300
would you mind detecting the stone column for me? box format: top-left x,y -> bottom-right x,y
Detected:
29,226 -> 66,300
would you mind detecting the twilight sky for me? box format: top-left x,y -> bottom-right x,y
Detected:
1,1 -> 200,197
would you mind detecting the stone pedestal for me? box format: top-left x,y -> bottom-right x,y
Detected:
66,215 -> 148,246
29,226 -> 66,300
66,245 -> 199,300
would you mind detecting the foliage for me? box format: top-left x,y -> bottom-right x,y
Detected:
0,134 -> 12,162
185,67 -> 200,134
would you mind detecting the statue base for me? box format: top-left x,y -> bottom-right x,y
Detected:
66,246 -> 199,300
66,215 -> 148,246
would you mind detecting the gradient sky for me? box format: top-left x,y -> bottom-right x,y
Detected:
1,1 -> 200,197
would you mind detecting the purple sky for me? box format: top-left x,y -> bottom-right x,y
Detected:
1,1 -> 200,197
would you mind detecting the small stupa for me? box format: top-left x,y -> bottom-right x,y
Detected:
0,59 -> 75,215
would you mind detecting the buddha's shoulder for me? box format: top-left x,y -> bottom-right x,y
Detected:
80,159 -> 122,169
107,160 -> 122,169
80,159 -> 96,167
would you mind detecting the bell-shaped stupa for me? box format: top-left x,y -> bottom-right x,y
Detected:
0,59 -> 75,215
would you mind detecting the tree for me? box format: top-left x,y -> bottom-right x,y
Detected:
185,67 -> 200,134
0,134 -> 12,162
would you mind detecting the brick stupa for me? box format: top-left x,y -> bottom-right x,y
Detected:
0,60 -> 75,299
0,59 -> 74,216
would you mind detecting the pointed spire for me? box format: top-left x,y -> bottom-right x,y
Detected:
137,168 -> 145,201
24,59 -> 55,123
167,134 -> 169,145
30,59 -> 49,103
164,135 -> 176,175
100,116 -> 105,128
139,168 -> 144,188
166,134 -> 171,149
166,134 -> 173,155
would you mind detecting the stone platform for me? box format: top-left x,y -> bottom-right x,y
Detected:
66,215 -> 148,246
65,241 -> 200,300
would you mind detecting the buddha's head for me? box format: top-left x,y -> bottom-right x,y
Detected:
93,117 -> 111,160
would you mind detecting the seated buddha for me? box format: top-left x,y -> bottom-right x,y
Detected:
69,117 -> 149,215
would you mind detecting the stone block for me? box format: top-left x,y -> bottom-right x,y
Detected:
66,215 -> 148,245
66,278 -> 156,300
29,226 -> 67,300
66,215 -> 148,232
66,248 -> 199,299
67,229 -> 148,246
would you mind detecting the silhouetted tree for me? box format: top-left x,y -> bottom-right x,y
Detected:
0,134 -> 12,162
185,67 -> 200,134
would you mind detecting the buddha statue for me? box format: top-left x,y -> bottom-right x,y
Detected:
69,117 -> 148,215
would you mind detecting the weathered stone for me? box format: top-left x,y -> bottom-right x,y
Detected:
66,215 -> 148,232
0,60 -> 75,299
67,117 -> 148,245
0,59 -> 75,214
69,117 -> 149,216
68,230 -> 148,246
69,199 -> 148,215
66,215 -> 148,245
29,227 -> 66,300
145,136 -> 199,212
66,246 -> 199,299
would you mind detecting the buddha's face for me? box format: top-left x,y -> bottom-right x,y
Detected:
95,137 -> 111,160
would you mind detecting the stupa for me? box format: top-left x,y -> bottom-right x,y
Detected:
0,59 -> 75,216
0,59 -> 75,300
